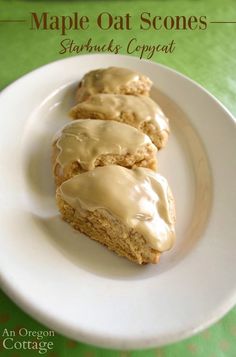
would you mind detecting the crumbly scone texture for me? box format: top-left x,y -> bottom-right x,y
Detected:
52,141 -> 157,186
76,75 -> 152,102
56,190 -> 161,264
70,106 -> 168,150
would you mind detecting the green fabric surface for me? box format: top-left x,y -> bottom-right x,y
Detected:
0,0 -> 236,356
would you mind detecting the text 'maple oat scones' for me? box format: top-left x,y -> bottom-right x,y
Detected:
76,66 -> 152,102
70,94 -> 169,149
56,165 -> 176,265
52,119 -> 157,186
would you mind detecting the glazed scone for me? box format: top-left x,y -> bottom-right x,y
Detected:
52,119 -> 157,186
56,166 -> 176,264
76,67 -> 152,102
70,94 -> 169,149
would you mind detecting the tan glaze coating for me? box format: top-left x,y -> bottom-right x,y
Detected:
71,94 -> 169,133
54,119 -> 153,171
59,166 -> 175,252
77,67 -> 152,100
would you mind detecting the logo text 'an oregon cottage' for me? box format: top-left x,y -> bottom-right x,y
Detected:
29,11 -> 208,58
1,327 -> 55,354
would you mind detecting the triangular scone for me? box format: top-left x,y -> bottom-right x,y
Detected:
76,67 -> 152,102
70,94 -> 169,149
56,166 -> 175,264
52,119 -> 157,186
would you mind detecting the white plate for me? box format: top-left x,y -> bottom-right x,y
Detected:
0,55 -> 236,349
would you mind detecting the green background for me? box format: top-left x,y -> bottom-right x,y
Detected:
0,0 -> 236,356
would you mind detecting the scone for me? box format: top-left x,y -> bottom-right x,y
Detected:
76,67 -> 152,102
52,119 -> 157,186
56,166 -> 176,264
70,94 -> 169,149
